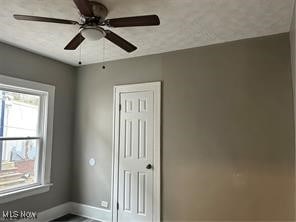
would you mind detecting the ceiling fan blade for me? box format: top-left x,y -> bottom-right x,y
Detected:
105,30 -> 137,53
73,0 -> 94,17
13,14 -> 79,25
105,15 -> 160,27
64,33 -> 85,50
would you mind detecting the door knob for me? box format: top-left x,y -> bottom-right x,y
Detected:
146,164 -> 153,169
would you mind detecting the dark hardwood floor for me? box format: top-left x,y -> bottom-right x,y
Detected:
52,214 -> 100,222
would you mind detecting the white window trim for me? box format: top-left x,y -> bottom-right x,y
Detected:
0,74 -> 55,204
0,184 -> 52,204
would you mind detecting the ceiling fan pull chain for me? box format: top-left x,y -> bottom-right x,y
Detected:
78,45 -> 82,65
102,39 -> 106,69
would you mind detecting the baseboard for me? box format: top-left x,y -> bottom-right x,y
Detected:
37,202 -> 72,221
17,202 -> 112,222
70,202 -> 112,222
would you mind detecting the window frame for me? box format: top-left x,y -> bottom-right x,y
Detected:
0,74 -> 55,204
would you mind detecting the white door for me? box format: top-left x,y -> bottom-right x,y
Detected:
113,82 -> 161,222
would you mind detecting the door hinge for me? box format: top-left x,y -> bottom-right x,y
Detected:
119,104 -> 122,111
117,202 -> 119,210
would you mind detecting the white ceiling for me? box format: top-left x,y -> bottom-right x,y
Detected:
0,0 -> 294,66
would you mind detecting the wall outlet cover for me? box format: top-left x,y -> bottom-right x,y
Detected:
101,201 -> 108,208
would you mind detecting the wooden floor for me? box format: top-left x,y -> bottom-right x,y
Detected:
52,214 -> 100,222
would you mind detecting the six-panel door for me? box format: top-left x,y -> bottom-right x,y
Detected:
118,91 -> 154,222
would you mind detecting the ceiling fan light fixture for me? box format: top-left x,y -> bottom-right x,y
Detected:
80,27 -> 105,41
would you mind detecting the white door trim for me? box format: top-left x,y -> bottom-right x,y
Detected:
111,82 -> 161,222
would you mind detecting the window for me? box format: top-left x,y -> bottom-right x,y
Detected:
0,75 -> 54,203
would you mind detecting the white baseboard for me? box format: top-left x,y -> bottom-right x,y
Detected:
37,202 -> 72,221
18,202 -> 112,222
71,202 -> 112,222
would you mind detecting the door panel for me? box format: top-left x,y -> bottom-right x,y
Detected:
137,172 -> 146,215
138,119 -> 147,159
118,91 -> 154,222
123,170 -> 132,211
124,120 -> 133,158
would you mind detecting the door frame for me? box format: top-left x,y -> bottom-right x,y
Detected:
111,82 -> 161,222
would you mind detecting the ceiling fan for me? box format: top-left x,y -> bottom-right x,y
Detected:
13,0 -> 160,53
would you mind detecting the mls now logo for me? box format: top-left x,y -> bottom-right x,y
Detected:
2,210 -> 37,220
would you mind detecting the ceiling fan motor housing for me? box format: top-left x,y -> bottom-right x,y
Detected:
90,1 -> 108,21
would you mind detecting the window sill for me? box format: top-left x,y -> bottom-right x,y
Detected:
0,183 -> 53,204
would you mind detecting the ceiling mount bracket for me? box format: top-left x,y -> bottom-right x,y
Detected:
89,1 -> 108,22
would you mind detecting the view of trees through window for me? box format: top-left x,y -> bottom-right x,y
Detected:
0,90 -> 41,192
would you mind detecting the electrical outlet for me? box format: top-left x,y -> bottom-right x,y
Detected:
101,201 -> 108,208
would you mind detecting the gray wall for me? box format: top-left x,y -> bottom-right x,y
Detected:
73,33 -> 295,221
0,43 -> 76,212
0,32 -> 293,221
291,3 -> 296,90
290,2 -> 296,219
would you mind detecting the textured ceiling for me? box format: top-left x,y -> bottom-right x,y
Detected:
0,0 -> 294,66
